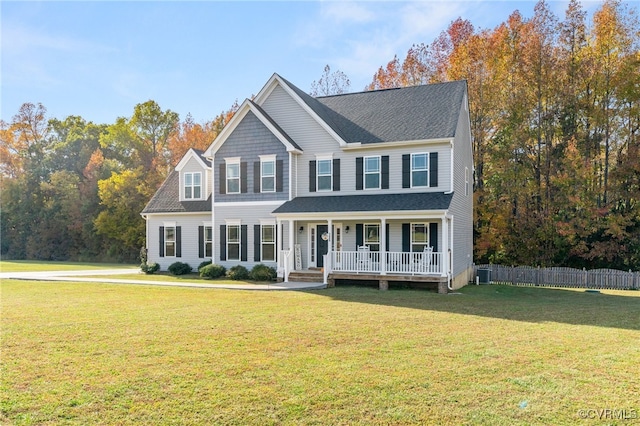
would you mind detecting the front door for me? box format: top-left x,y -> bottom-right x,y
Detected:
316,225 -> 329,267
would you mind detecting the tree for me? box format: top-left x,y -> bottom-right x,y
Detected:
310,65 -> 351,96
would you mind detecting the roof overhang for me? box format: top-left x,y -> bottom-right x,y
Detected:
175,148 -> 210,171
341,137 -> 454,151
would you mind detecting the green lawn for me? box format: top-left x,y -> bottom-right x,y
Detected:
1,281 -> 638,425
0,260 -> 136,273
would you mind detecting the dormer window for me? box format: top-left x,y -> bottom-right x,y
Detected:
184,172 -> 202,199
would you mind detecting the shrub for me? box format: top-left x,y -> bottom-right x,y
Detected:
200,264 -> 226,279
250,264 -> 277,281
140,262 -> 160,274
198,260 -> 212,272
168,261 -> 192,276
226,265 -> 249,280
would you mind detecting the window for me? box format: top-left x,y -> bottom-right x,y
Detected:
226,162 -> 240,194
204,226 -> 212,257
364,224 -> 380,252
165,226 -> 176,257
364,156 -> 380,189
317,159 -> 332,191
261,159 -> 275,193
261,224 -> 275,261
412,153 -> 429,187
411,223 -> 428,252
184,172 -> 202,199
227,225 -> 241,260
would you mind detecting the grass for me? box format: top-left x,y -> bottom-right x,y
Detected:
82,272 -> 275,285
0,260 -> 136,273
1,280 -> 639,425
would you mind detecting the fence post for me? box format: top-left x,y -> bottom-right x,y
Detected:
583,267 -> 587,287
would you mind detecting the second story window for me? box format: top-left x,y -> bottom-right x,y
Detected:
261,159 -> 275,193
364,156 -> 381,189
226,162 -> 240,194
184,172 -> 201,199
411,153 -> 429,187
317,159 -> 332,191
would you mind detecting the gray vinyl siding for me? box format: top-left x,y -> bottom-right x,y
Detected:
214,110 -> 289,202
145,213 -> 212,271
448,98 -> 474,278
180,156 -> 210,201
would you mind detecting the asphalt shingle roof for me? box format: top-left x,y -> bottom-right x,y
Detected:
272,192 -> 453,214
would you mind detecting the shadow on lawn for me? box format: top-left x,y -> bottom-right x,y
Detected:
314,284 -> 640,331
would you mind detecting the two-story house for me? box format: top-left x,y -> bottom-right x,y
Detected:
141,73 -> 473,292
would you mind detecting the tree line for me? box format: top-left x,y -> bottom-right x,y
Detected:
1,0 -> 638,269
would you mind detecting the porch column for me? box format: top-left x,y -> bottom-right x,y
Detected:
327,219 -> 333,250
380,218 -> 387,275
276,219 -> 282,262
441,216 -> 449,278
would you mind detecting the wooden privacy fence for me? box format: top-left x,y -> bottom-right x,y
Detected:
474,264 -> 640,290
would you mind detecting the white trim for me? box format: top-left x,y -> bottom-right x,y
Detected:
341,138 -> 454,151
410,152 -> 429,188
363,155 -> 381,190
202,221 -> 212,227
143,211 -> 210,217
259,218 -> 276,225
224,218 -> 241,225
259,154 -> 277,162
182,171 -> 204,201
260,156 -> 276,193
214,200 -> 284,207
448,140 -> 454,194
224,156 -> 241,163
163,221 -> 176,227
315,153 -> 334,160
175,148 -> 210,171
274,210 -> 448,221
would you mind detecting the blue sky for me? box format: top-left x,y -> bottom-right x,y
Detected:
1,1 -> 604,125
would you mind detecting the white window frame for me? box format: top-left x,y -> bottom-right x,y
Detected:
364,223 -> 380,252
165,226 -> 176,257
316,159 -> 332,192
261,224 -> 276,262
260,155 -> 276,193
411,153 -> 429,188
204,225 -> 212,258
184,172 -> 202,200
227,224 -> 241,261
226,158 -> 241,194
410,223 -> 429,253
364,156 -> 381,190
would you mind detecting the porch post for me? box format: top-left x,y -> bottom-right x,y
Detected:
276,219 -> 282,263
380,218 -> 387,275
441,216 -> 449,278
327,218 -> 333,250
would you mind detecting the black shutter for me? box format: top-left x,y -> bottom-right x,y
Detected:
381,156 -> 389,189
386,223 -> 390,251
356,224 -> 363,248
241,225 -> 248,261
333,159 -> 340,191
241,162 -> 248,193
355,157 -> 363,190
276,160 -> 283,192
429,223 -> 438,252
176,226 -> 182,258
254,162 -> 260,193
309,160 -> 316,192
402,154 -> 410,188
254,224 -> 261,261
219,164 -> 226,194
220,225 -> 226,261
402,223 -> 410,252
198,226 -> 204,258
159,226 -> 165,257
430,152 -> 438,187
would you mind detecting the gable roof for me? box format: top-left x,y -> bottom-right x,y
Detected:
272,192 -> 453,215
175,148 -> 211,171
141,170 -> 211,214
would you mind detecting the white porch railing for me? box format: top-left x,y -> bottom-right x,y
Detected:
329,250 -> 444,276
278,250 -> 292,282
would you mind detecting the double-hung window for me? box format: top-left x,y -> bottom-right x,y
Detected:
411,153 -> 429,187
364,156 -> 381,189
317,159 -> 332,191
226,161 -> 240,194
261,156 -> 276,193
261,224 -> 276,262
204,226 -> 212,257
411,223 -> 428,252
364,224 -> 380,252
184,172 -> 202,199
227,225 -> 241,261
165,226 -> 176,257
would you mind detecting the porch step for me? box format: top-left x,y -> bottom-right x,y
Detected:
287,270 -> 324,283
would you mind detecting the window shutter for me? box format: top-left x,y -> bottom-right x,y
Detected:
430,152 -> 438,187
254,162 -> 260,193
402,154 -> 410,188
355,224 -> 363,248
254,224 -> 261,261
333,159 -> 340,191
241,162 -> 248,193
176,226 -> 182,258
429,223 -> 438,252
159,227 -> 165,257
309,160 -> 316,192
219,164 -> 226,194
241,225 -> 248,261
402,223 -> 410,252
355,157 -> 363,190
276,160 -> 283,192
386,223 -> 390,251
219,225 -> 226,261
381,156 -> 389,189
198,226 -> 204,258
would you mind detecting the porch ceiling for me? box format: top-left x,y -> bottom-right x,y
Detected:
272,192 -> 452,218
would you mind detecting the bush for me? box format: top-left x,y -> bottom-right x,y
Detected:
168,261 -> 192,276
198,260 -> 212,271
250,264 -> 277,281
200,264 -> 226,279
226,265 -> 249,280
140,262 -> 160,274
